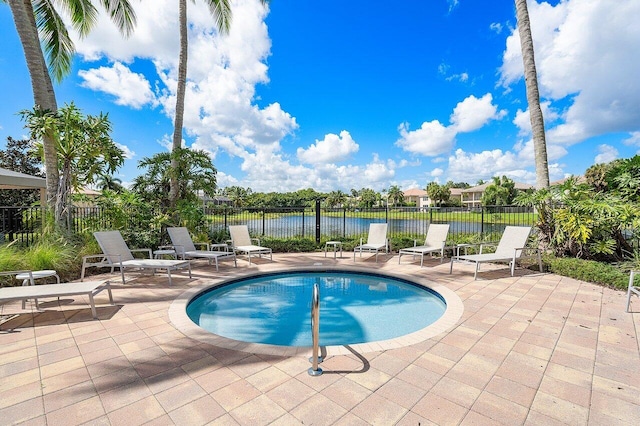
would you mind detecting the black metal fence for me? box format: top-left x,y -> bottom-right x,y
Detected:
1,203 -> 536,246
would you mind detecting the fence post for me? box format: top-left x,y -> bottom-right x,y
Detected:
481,207 -> 484,236
315,199 -> 321,243
343,208 -> 346,238
262,209 -> 266,236
302,209 -> 305,238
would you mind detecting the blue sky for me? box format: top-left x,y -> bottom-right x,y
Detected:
1,0 -> 639,192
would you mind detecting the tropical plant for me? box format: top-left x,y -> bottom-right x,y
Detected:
481,176 -> 517,206
515,177 -> 640,260
223,186 -> 252,207
358,188 -> 377,209
387,185 -> 404,207
20,102 -> 125,230
325,190 -> 347,208
426,182 -> 451,207
5,0 -> 136,218
132,148 -> 217,209
96,174 -> 124,192
515,0 -> 549,188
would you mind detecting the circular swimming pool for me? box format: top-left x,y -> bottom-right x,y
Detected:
186,270 -> 447,347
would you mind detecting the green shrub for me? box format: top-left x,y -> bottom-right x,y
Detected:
546,256 -> 631,290
260,237 -> 320,253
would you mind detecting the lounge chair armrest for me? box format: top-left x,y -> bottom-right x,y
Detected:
169,244 -> 186,257
82,253 -> 122,267
0,270 -> 35,285
194,242 -> 210,250
158,245 -> 174,250
130,248 -> 153,259
0,270 -> 33,278
251,237 -> 261,246
514,247 -> 540,256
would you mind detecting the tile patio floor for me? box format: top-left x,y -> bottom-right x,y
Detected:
1,252 -> 639,425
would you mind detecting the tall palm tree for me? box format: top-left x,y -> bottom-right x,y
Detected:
515,0 -> 549,189
6,0 -> 136,222
170,0 -> 233,208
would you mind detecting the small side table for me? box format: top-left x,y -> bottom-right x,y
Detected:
153,249 -> 177,259
16,270 -> 60,286
324,241 -> 343,258
210,243 -> 231,252
15,270 -> 60,309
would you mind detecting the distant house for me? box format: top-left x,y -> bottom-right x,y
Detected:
461,182 -> 534,208
73,188 -> 101,208
403,188 -> 430,209
198,191 -> 233,206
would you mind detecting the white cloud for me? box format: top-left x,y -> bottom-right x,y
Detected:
431,168 -> 444,177
594,144 -> 618,164
115,143 -> 135,160
78,62 -> 156,109
500,0 -> 640,147
396,121 -> 455,157
623,131 -> 640,147
297,131 -> 359,165
447,148 -> 529,183
450,94 -> 506,133
446,72 -> 469,83
73,0 -> 299,189
490,22 -> 503,34
396,93 -> 505,157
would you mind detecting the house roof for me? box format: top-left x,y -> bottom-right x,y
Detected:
462,181 -> 534,192
0,167 -> 46,189
403,188 -> 427,196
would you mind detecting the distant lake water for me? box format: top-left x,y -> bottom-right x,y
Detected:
237,215 -> 506,238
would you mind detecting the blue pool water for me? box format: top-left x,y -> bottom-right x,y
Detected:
187,271 -> 447,347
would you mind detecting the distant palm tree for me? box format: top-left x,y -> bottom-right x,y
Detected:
97,174 -> 124,192
515,0 -> 549,189
6,0 -> 136,222
387,185 -> 404,207
170,0 -> 235,207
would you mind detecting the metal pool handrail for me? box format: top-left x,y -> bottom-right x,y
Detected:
308,282 -> 323,376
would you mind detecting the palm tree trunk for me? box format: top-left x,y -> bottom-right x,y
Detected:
515,0 -> 549,189
170,0 -> 189,208
9,0 -> 61,221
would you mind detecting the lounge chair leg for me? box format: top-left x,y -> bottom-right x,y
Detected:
474,263 -> 479,280
449,257 -> 454,274
89,293 -> 97,319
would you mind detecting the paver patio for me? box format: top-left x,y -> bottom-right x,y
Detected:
1,252 -> 639,425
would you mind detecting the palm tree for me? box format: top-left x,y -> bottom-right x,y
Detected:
97,174 -> 124,192
387,185 -> 404,207
6,0 -> 136,222
170,0 -> 234,207
515,0 -> 549,189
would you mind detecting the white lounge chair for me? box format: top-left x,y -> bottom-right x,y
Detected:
627,270 -> 639,312
0,272 -> 113,320
167,227 -> 237,271
449,225 -> 542,280
82,231 -> 192,285
398,223 -> 450,267
354,223 -> 389,263
228,225 -> 272,265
